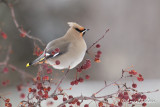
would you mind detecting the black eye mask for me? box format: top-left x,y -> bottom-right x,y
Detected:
75,28 -> 85,33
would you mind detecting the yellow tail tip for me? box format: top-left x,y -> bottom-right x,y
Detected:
26,63 -> 30,67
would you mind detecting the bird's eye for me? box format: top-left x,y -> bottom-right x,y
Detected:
75,28 -> 83,33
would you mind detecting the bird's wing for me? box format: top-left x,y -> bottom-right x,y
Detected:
45,39 -> 70,59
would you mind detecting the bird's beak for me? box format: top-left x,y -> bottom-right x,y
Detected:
84,29 -> 89,32
86,29 -> 90,31
81,28 -> 90,37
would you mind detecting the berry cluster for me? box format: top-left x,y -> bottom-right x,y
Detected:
70,59 -> 91,86
128,70 -> 144,82
51,48 -> 60,55
28,83 -> 51,99
4,98 -> 12,107
33,45 -> 43,56
70,77 -> 84,86
51,48 -> 61,65
94,44 -> 102,63
76,59 -> 91,73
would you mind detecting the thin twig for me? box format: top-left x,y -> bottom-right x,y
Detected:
8,4 -> 45,46
0,46 -> 33,79
87,29 -> 109,52
51,68 -> 70,96
93,77 -> 122,96
57,95 -> 117,107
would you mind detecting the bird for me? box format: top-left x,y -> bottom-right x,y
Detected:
26,22 -> 89,69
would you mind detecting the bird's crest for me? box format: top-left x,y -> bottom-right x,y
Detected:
68,22 -> 85,30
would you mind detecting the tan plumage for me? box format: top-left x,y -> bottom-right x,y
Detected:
26,22 -> 89,69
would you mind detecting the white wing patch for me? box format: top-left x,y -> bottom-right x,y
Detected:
46,53 -> 50,56
53,53 -> 59,57
45,52 -> 59,58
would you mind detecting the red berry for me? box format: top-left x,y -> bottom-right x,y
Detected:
118,93 -> 123,99
97,50 -> 102,55
52,51 -> 55,55
63,97 -> 67,101
118,101 -> 123,106
142,103 -> 147,106
37,76 -> 41,81
47,87 -> 51,91
53,96 -> 58,100
75,80 -> 79,85
1,32 -> 7,39
95,54 -> 100,58
37,83 -> 42,89
5,99 -> 10,102
137,77 -> 144,81
85,62 -> 91,69
3,67 -> 9,73
7,103 -> 12,107
55,48 -> 60,53
124,95 -> 129,100
132,83 -> 137,88
94,58 -> 100,63
2,81 -> 7,86
55,60 -> 60,65
43,93 -> 49,98
47,68 -> 52,74
38,90 -> 43,96
96,44 -> 101,48
141,95 -> 147,100
84,104 -> 89,107
32,88 -> 37,93
20,93 -> 25,99
70,81 -> 75,85
131,70 -> 137,75
124,92 -> 128,95
77,68 -> 82,72
77,101 -> 81,106
28,88 -> 32,92
43,75 -> 49,81
109,104 -> 115,107
129,71 -> 132,74
69,95 -> 73,99
135,93 -> 141,100
86,59 -> 91,64
17,85 -> 22,91
139,74 -> 143,77
98,102 -> 103,106
78,77 -> 84,83
85,75 -> 90,80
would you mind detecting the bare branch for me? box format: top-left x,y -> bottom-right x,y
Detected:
87,29 -> 109,52
8,4 -> 45,46
51,68 -> 70,97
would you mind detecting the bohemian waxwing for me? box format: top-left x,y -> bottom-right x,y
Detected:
26,22 -> 89,69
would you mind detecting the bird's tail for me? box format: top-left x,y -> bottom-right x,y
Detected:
26,53 -> 45,67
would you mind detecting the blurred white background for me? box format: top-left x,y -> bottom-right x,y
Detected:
0,0 -> 160,106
